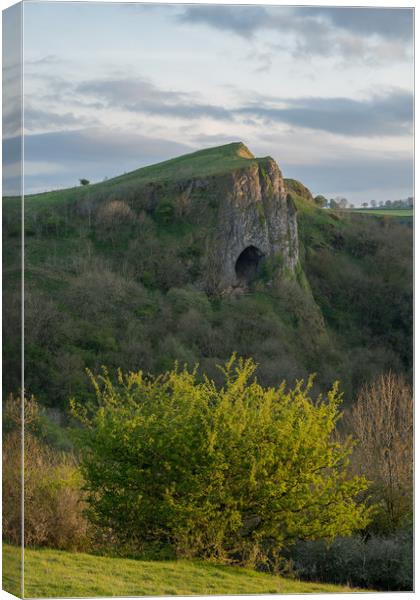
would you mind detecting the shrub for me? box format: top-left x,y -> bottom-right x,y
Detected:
95,200 -> 136,244
71,357 -> 371,566
154,199 -> 175,224
2,395 -> 89,551
167,285 -> 211,316
289,531 -> 413,591
95,200 -> 135,228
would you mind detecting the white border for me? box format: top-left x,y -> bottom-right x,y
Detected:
0,2 -> 416,600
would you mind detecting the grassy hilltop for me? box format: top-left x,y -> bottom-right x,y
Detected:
15,142 -> 258,210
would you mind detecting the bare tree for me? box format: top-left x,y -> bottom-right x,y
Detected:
334,196 -> 348,209
348,373 -> 413,532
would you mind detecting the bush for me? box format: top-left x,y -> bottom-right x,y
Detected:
167,285 -> 211,316
96,200 -> 133,225
72,357 -> 371,566
289,531 -> 413,591
2,395 -> 89,551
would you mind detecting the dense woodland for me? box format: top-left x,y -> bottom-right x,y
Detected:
2,145 -> 413,590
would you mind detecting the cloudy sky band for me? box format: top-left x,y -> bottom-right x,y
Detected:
2,2 -> 414,203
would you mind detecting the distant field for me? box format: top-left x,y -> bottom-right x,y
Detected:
350,209 -> 413,217
3,545 -> 363,597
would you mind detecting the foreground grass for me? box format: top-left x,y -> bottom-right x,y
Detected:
3,545 -> 362,597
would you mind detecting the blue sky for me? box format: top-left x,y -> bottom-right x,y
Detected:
3,2 -> 414,203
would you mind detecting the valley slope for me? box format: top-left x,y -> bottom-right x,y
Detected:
3,142 -> 412,412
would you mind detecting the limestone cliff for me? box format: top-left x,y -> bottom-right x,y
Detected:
76,142 -> 299,295
206,155 -> 299,293
129,143 -> 300,294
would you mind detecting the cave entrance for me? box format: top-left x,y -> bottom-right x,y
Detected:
235,246 -> 265,285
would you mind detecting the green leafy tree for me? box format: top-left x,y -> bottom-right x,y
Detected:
71,357 -> 371,565
314,195 -> 328,208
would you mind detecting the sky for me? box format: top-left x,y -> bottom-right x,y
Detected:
3,2 -> 414,204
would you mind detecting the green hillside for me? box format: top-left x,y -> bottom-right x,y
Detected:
3,545 -> 362,597
3,142 -> 412,411
7,142 -> 259,211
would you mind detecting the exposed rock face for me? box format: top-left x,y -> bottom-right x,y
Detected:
119,143 -> 299,295
206,157 -> 299,293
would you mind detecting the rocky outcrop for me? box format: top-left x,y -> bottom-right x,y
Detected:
120,143 -> 299,295
205,156 -> 299,293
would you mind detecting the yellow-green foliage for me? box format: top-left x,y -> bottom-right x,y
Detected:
3,544 -> 363,598
285,178 -> 313,202
72,357 -> 371,566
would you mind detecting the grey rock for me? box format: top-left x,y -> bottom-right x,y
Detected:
205,157 -> 299,294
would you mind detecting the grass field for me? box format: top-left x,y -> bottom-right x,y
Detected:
349,209 -> 413,217
3,545 -> 363,597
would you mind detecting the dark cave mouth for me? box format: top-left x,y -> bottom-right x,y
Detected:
235,245 -> 265,285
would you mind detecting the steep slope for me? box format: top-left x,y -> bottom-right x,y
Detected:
3,143 -> 412,411
18,142 -> 299,294
287,183 -> 412,394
